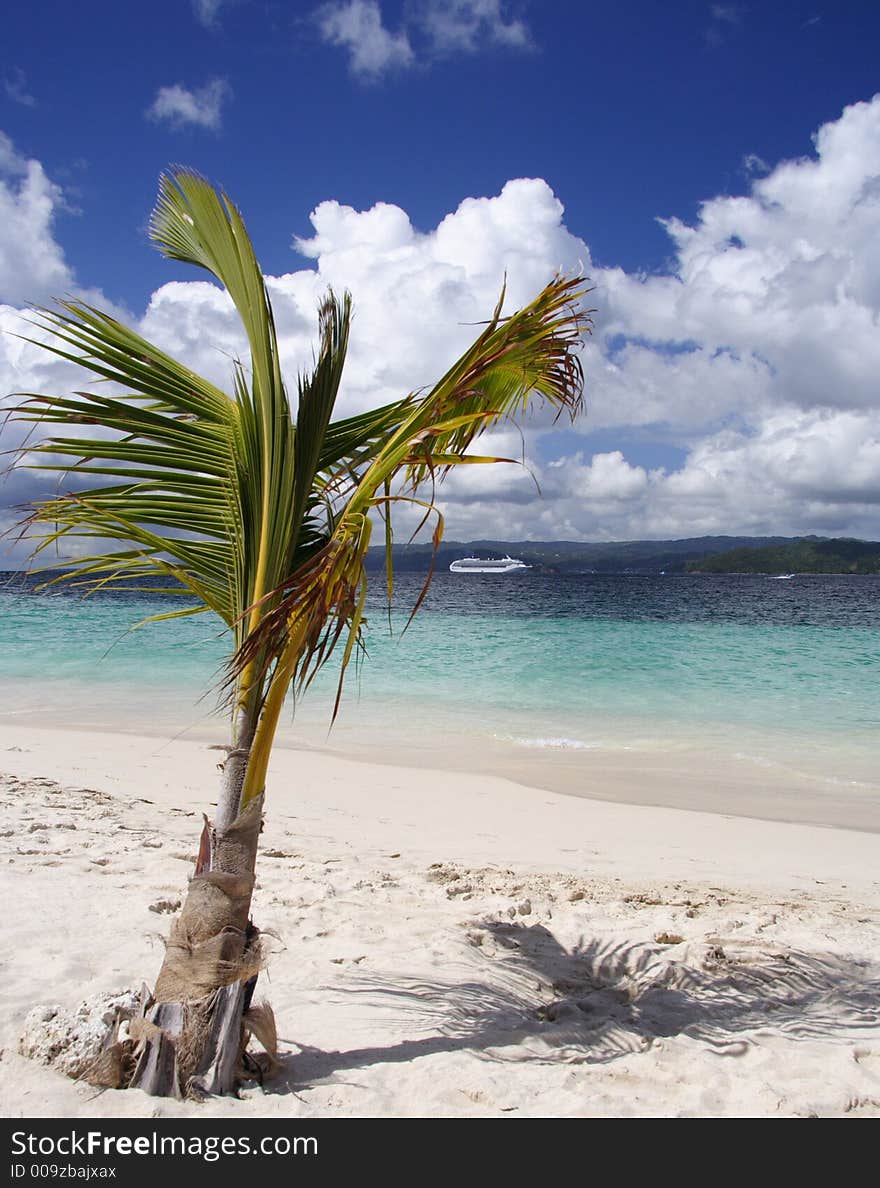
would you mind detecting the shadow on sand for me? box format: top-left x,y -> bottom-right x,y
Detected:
266,920 -> 879,1092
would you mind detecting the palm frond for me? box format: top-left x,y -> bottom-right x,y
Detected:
9,166 -> 592,821
236,273 -> 592,806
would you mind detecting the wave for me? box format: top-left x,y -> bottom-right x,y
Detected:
507,735 -> 598,750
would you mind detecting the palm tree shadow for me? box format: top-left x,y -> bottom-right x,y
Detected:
265,920 -> 880,1093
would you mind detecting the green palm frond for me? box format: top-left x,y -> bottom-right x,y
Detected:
235,272 -> 592,805
9,167 -> 592,816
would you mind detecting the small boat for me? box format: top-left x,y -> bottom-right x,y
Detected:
769,573 -> 796,580
449,555 -> 529,574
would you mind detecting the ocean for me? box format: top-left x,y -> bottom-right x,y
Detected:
1,569 -> 878,827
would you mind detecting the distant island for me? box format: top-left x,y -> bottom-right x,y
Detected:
685,538 -> 880,575
364,535 -> 880,575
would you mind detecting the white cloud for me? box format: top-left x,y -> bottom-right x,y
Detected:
0,132 -> 27,176
743,152 -> 769,175
4,68 -> 36,108
316,1 -> 414,78
316,0 -> 531,77
0,306 -> 110,567
0,134 -> 74,306
146,79 -> 230,131
0,135 -> 127,565
5,97 -> 880,558
286,178 -> 587,416
140,177 -> 586,439
705,3 -> 744,46
192,0 -> 227,26
594,95 -> 880,432
631,409 -> 880,539
431,409 -> 880,544
415,0 -> 531,53
562,450 -> 649,502
0,135 -> 123,313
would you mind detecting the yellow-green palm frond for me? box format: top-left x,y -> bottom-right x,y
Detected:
236,273 -> 591,804
8,171 -> 373,714
9,167 -> 592,813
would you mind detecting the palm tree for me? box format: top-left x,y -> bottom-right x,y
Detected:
10,169 -> 591,1098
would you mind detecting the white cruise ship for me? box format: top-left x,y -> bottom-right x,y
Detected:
449,555 -> 529,574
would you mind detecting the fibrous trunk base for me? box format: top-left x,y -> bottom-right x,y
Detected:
124,796 -> 268,1098
129,984 -> 250,1098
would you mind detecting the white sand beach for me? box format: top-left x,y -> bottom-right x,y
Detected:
1,721 -> 878,1119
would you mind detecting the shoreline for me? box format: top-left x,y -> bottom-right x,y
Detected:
1,721 -> 879,1117
1,708 -> 877,834
1,719 -> 878,892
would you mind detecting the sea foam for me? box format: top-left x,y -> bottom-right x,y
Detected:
509,735 -> 597,750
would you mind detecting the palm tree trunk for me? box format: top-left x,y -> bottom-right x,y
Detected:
215,708 -> 256,831
130,713 -> 264,1098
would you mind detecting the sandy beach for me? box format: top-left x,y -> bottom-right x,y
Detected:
0,720 -> 878,1119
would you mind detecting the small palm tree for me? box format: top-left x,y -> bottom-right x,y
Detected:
10,169 -> 591,1098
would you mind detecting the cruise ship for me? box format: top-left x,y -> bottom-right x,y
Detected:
449,555 -> 529,574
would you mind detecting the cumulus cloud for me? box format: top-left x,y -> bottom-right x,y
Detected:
316,1 -> 414,78
197,88 -> 880,544
146,79 -> 230,131
595,95 -> 880,425
0,133 -> 74,306
140,177 -> 587,434
4,97 -> 880,560
286,178 -> 587,415
0,134 -> 128,564
604,409 -> 880,540
431,408 -> 880,544
0,329 -> 90,565
0,135 -> 124,314
560,450 -> 649,502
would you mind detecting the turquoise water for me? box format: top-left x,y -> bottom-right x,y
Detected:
1,570 -> 878,815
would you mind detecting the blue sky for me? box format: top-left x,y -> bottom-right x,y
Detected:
4,1 -> 876,301
2,1 -> 880,553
